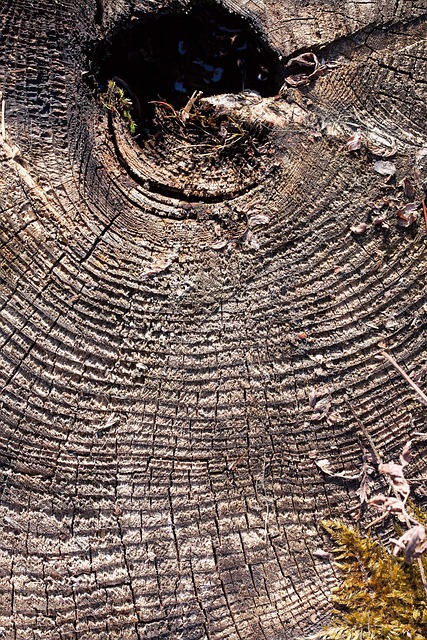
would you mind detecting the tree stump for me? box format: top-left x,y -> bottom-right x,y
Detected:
0,0 -> 426,638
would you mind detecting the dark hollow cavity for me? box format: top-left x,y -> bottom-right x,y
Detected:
94,2 -> 283,140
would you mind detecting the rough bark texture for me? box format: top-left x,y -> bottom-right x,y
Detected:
0,1 -> 426,638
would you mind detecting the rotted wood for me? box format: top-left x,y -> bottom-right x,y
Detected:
0,0 -> 426,638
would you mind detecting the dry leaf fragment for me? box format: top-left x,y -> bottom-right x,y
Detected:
356,474 -> 372,504
346,132 -> 363,151
98,414 -> 120,432
400,177 -> 416,200
210,238 -> 228,250
311,395 -> 332,420
391,524 -> 426,563
326,411 -> 340,425
282,52 -> 327,88
314,397 -> 331,412
313,548 -> 331,560
288,52 -> 319,69
372,214 -> 389,230
373,160 -> 396,176
356,460 -> 375,505
315,458 -> 359,480
241,229 -> 260,250
368,494 -> 406,515
308,388 -> 317,408
396,202 -> 418,227
247,213 -> 270,228
140,258 -> 172,278
400,440 -> 412,468
378,461 -> 410,501
350,223 -> 368,235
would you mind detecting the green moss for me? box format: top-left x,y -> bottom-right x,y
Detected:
321,520 -> 427,640
408,500 -> 427,529
100,80 -> 137,136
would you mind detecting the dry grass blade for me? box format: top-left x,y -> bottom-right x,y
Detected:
180,90 -> 203,124
380,351 -> 427,406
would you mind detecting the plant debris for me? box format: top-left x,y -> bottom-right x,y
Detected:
310,394 -> 332,420
315,458 -> 360,480
152,98 -> 260,160
321,519 -> 427,640
345,131 -> 363,151
373,160 -> 396,176
179,90 -> 203,125
100,79 -> 138,136
396,202 -> 419,227
423,198 -> 427,233
378,460 -> 411,502
140,257 -> 172,278
321,432 -> 427,640
228,449 -> 249,472
391,525 -> 427,564
400,176 -> 416,200
281,52 -> 328,88
350,222 -> 367,235
367,140 -> 397,158
247,213 -> 270,228
355,453 -> 376,505
380,351 -> 427,406
367,494 -> 407,524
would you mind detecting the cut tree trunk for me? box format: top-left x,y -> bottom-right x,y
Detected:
0,1 -> 426,638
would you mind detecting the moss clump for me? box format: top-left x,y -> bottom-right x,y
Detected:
321,520 -> 427,640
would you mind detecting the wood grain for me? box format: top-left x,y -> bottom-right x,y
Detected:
0,1 -> 426,638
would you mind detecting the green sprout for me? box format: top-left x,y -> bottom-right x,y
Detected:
100,80 -> 137,136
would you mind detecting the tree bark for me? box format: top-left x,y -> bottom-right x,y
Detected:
0,0 -> 426,638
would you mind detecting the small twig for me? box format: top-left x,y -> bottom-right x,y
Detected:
365,512 -> 388,529
149,100 -> 179,118
228,449 -> 248,472
345,400 -> 382,464
380,351 -> 427,406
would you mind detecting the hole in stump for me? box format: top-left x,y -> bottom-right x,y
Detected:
94,1 -> 283,141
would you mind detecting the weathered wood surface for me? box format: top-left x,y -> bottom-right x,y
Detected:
0,0 -> 426,638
